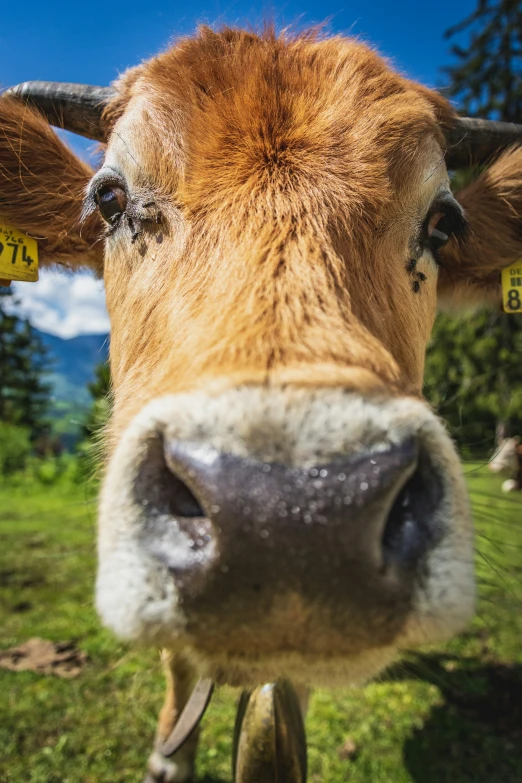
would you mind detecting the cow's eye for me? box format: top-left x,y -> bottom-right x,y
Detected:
423,199 -> 467,258
95,185 -> 127,223
426,212 -> 454,251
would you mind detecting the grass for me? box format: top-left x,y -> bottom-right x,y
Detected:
0,464 -> 521,782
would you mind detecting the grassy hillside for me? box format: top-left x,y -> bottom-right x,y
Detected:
0,466 -> 521,783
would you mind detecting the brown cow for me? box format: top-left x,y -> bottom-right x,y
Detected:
3,26 -> 522,781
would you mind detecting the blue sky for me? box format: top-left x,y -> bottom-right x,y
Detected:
2,0 -> 476,337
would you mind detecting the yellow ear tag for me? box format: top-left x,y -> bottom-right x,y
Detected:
0,224 -> 39,284
502,264 -> 522,313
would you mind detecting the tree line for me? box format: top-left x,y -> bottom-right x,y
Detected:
0,288 -> 52,473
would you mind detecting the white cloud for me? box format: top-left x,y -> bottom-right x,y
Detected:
12,270 -> 110,338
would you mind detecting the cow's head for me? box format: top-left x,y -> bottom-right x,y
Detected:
3,28 -> 522,687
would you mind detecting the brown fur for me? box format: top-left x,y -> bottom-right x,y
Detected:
95,29 -> 458,436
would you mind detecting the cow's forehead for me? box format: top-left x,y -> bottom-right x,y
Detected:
106,108 -> 449,215
103,30 -> 450,219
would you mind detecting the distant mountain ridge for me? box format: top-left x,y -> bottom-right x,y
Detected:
36,329 -> 109,408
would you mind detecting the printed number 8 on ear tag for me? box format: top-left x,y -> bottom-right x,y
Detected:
0,224 -> 39,283
502,265 -> 522,313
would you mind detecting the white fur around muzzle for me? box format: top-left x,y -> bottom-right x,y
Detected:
96,387 -> 475,686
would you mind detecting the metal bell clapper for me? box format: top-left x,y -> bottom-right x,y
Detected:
232,679 -> 307,783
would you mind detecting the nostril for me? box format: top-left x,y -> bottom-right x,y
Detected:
166,473 -> 205,518
382,475 -> 423,567
163,441 -> 210,518
382,452 -> 443,569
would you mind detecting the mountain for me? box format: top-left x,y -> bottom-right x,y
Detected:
37,330 -> 110,407
35,329 -> 109,448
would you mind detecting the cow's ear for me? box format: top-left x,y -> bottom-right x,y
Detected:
437,146 -> 522,310
0,96 -> 103,272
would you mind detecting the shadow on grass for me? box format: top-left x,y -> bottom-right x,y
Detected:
383,651 -> 522,783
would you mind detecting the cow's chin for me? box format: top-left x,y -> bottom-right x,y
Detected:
95,543 -> 473,688
180,646 -> 401,689
96,387 -> 476,688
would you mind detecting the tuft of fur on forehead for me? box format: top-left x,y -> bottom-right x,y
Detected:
104,26 -> 453,229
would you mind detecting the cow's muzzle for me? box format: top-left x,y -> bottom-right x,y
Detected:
96,388 -> 475,685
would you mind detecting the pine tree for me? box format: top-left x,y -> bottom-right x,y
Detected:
425,0 -> 522,452
442,0 -> 522,122
82,361 -> 111,444
425,311 -> 522,454
77,360 -> 111,475
0,287 -> 51,441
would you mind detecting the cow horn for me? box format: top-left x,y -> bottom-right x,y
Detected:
3,81 -> 115,142
445,116 -> 522,169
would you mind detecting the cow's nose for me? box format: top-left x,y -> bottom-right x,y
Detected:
160,436 -> 441,579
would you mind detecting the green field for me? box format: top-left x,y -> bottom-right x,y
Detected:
1,465 -> 521,783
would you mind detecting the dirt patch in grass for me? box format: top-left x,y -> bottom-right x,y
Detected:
0,638 -> 87,678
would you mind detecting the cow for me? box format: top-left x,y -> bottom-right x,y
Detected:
3,26 -> 522,782
489,436 -> 522,492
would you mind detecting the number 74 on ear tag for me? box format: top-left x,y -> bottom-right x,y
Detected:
502,265 -> 522,313
0,224 -> 39,284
